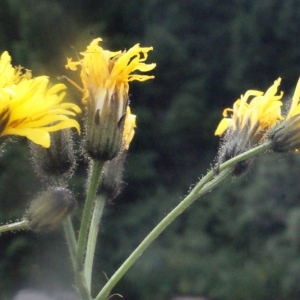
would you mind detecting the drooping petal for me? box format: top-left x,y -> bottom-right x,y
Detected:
4,127 -> 50,147
215,118 -> 232,136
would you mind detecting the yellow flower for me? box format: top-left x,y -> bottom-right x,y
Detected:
66,38 -> 156,104
66,37 -> 155,160
122,107 -> 136,150
0,51 -> 81,148
215,78 -> 284,175
215,78 -> 283,137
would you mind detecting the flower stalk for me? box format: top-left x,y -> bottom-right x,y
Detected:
77,160 -> 105,266
84,195 -> 106,292
94,141 -> 272,300
0,219 -> 29,233
63,216 -> 91,300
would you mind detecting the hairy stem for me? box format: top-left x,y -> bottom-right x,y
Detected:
94,141 -> 271,300
63,216 -> 91,300
85,195 -> 106,292
0,219 -> 28,233
77,160 -> 105,266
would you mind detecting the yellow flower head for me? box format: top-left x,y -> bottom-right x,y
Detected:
66,37 -> 156,108
215,78 -> 283,137
0,51 -> 81,148
66,37 -> 155,160
215,78 -> 284,175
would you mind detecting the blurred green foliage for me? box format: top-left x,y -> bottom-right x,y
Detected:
1,0 -> 300,299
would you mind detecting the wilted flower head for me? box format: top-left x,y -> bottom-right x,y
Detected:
269,78 -> 300,152
66,37 -> 155,160
0,51 -> 81,148
215,78 -> 283,174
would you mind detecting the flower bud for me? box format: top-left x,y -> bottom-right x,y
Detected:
96,105 -> 136,198
30,129 -> 76,181
26,187 -> 76,232
98,151 -> 127,200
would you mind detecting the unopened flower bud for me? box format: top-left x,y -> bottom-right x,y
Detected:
26,186 -> 76,232
30,129 -> 76,181
97,105 -> 136,198
98,151 -> 127,200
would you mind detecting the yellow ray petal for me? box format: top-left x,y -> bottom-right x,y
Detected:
215,118 -> 232,136
4,127 -> 50,147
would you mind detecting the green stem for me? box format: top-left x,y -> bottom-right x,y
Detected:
0,219 -> 29,233
77,160 -> 105,266
85,194 -> 106,292
63,216 -> 91,300
192,141 -> 271,197
197,167 -> 234,196
94,141 -> 272,300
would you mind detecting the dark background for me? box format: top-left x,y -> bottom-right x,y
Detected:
1,1 -> 300,299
